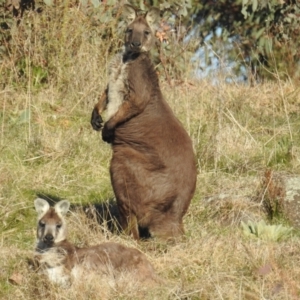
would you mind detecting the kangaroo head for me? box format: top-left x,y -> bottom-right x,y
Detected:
34,198 -> 70,250
123,4 -> 160,54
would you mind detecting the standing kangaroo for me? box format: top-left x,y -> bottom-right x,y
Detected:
91,5 -> 197,240
33,198 -> 157,286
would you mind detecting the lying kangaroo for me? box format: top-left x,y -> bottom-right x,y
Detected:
91,5 -> 197,240
33,198 -> 157,287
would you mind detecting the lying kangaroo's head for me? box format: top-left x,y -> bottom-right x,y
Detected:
34,198 -> 70,250
123,5 -> 160,54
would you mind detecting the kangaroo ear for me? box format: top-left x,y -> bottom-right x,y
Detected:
145,7 -> 160,31
123,4 -> 137,24
54,200 -> 70,216
34,198 -> 50,217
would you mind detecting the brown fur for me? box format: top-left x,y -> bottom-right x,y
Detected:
33,198 -> 157,286
91,5 -> 197,240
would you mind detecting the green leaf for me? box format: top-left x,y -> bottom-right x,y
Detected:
241,6 -> 248,19
178,7 -> 188,17
282,33 -> 289,40
139,0 -> 145,10
284,17 -> 291,23
252,0 -> 258,12
254,27 -> 265,39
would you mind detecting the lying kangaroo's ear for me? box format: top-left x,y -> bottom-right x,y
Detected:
123,4 -> 137,24
34,198 -> 50,217
145,7 -> 160,31
54,200 -> 70,216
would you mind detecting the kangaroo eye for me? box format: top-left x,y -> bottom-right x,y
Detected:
144,30 -> 150,36
126,28 -> 133,34
39,221 -> 45,228
56,224 -> 62,229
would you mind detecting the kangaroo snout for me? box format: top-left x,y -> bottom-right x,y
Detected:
43,233 -> 54,245
131,41 -> 141,49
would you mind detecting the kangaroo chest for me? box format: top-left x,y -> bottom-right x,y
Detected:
106,53 -> 129,121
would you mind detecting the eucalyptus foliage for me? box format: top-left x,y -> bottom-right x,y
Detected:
189,0 -> 300,81
1,0 -> 300,83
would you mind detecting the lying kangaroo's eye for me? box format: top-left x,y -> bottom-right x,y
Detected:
56,224 -> 62,229
144,30 -> 150,36
39,221 -> 45,228
126,28 -> 133,34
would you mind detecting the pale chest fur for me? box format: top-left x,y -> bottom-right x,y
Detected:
45,265 -> 71,287
106,53 -> 128,121
35,246 -> 73,287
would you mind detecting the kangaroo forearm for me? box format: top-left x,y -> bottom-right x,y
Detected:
94,88 -> 109,114
91,88 -> 108,131
105,100 -> 141,130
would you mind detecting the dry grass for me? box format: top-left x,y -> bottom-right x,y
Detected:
1,6 -> 300,299
1,77 -> 300,299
